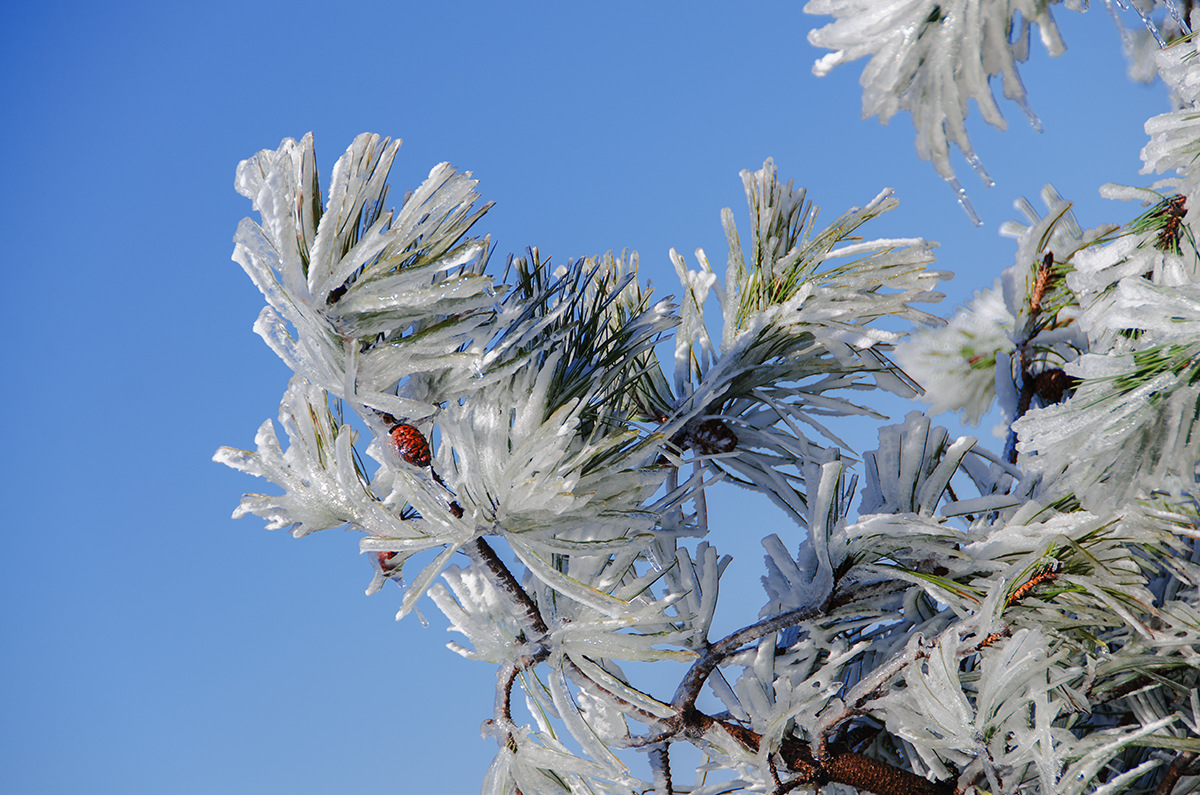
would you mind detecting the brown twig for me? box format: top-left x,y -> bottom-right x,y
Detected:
648,742 -> 673,795
1155,750 -> 1199,795
496,663 -> 519,729
670,602 -> 825,712
468,536 -> 554,765
466,536 -> 549,638
715,718 -> 954,795
561,656 -> 666,726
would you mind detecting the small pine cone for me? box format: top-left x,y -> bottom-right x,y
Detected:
1032,368 -> 1074,405
691,419 -> 738,456
390,423 -> 432,467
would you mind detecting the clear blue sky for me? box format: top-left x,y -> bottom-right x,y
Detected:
0,2 -> 1172,793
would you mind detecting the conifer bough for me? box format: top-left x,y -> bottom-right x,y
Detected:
217,4 -> 1200,793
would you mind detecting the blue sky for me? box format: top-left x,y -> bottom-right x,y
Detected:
0,2 -> 1175,793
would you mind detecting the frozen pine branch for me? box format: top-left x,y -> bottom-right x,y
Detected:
805,1 -> 1195,222
215,10 -> 1200,792
805,0 -> 1078,221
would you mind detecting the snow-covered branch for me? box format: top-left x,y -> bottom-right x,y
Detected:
216,13 -> 1200,788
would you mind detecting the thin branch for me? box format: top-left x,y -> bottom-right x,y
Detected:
465,536 -> 550,638
610,730 -> 677,749
813,633 -> 933,757
715,717 -> 954,795
494,662 -> 519,732
670,602 -> 825,711
561,656 -> 666,726
648,742 -> 673,795
1155,750 -> 1198,795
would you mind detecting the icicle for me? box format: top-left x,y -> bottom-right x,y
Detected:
1163,0 -> 1190,34
693,472 -> 709,538
1014,94 -> 1046,134
1106,0 -> 1139,57
646,541 -> 665,572
947,175 -> 985,226
1112,0 -> 1169,47
966,153 -> 996,188
1138,9 -> 1169,48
